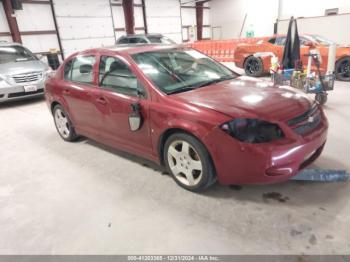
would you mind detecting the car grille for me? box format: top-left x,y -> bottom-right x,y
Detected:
8,89 -> 44,98
12,72 -> 43,83
287,104 -> 322,135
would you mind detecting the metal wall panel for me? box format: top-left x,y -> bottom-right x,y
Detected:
53,0 -> 115,57
21,34 -> 60,54
0,2 -> 10,33
16,4 -> 56,31
181,8 -> 196,26
180,1 -> 211,41
145,0 -> 182,43
203,8 -> 210,25
134,6 -> 145,29
111,5 -> 126,29
0,1 -> 60,55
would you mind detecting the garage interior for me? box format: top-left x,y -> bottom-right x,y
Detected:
1,0 -> 350,256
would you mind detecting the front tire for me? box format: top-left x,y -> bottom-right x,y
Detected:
315,92 -> 328,105
164,133 -> 216,192
244,56 -> 264,77
53,104 -> 79,142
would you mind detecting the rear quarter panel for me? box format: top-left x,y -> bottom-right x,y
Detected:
234,42 -> 274,71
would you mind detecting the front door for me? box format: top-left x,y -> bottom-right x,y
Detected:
95,55 -> 153,156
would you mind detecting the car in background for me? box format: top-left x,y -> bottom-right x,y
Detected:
234,34 -> 350,81
116,34 -> 176,45
45,45 -> 328,192
0,41 -> 50,102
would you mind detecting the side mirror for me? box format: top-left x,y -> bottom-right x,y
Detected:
129,102 -> 142,131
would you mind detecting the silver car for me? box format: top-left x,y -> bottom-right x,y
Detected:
0,41 -> 50,102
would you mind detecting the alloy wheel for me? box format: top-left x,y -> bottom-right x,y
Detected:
246,59 -> 260,74
167,140 -> 203,186
54,108 -> 70,139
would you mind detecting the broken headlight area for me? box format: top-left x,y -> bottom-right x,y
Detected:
221,118 -> 284,143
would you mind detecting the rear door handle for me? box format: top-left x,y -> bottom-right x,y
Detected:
63,89 -> 70,95
97,97 -> 107,105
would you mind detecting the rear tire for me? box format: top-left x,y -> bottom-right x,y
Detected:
53,104 -> 79,142
244,56 -> 264,77
335,57 -> 350,81
164,133 -> 216,192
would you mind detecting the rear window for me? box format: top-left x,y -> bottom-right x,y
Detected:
148,36 -> 175,44
0,45 -> 36,64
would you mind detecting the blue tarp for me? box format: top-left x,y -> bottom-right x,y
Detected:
291,169 -> 349,182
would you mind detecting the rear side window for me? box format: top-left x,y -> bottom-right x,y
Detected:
148,36 -> 162,43
117,37 -> 129,44
64,56 -> 96,84
129,37 -> 147,44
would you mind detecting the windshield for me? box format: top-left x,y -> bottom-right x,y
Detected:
132,49 -> 237,94
307,35 -> 335,46
0,45 -> 37,64
148,36 -> 175,44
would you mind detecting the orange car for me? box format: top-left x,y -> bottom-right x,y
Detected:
234,34 -> 350,81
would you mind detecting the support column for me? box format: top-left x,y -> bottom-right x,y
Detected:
196,1 -> 204,41
2,0 -> 22,43
122,0 -> 135,35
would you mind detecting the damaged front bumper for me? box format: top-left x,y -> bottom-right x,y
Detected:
202,114 -> 328,185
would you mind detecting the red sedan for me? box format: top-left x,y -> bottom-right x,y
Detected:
45,44 -> 328,192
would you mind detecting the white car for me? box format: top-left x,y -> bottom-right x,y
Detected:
0,41 -> 50,102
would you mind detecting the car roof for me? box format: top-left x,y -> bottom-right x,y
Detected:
77,44 -> 183,57
120,34 -> 164,38
0,41 -> 23,47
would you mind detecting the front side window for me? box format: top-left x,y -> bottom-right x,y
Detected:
99,56 -> 145,97
0,45 -> 36,64
64,56 -> 96,84
132,49 -> 237,95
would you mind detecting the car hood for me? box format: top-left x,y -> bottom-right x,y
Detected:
0,60 -> 48,76
174,76 -> 314,122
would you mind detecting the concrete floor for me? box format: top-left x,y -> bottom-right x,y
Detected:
0,81 -> 350,255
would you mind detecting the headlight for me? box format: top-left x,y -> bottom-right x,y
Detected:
0,74 -> 10,85
44,68 -> 55,78
221,118 -> 284,143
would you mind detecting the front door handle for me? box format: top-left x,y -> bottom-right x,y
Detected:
97,97 -> 107,105
63,89 -> 70,95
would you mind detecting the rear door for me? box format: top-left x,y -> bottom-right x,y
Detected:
94,54 -> 153,155
60,55 -> 102,136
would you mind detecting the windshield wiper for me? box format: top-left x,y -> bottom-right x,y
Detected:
167,75 -> 236,95
167,86 -> 197,95
195,75 -> 235,88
